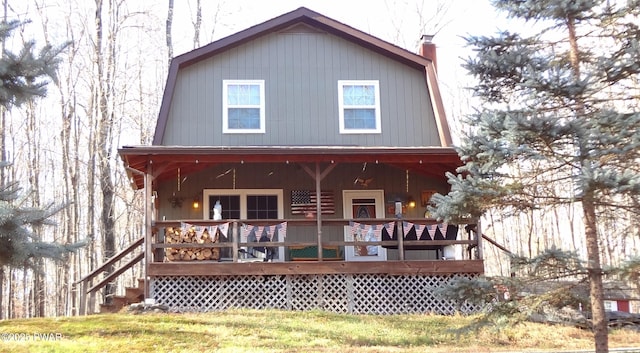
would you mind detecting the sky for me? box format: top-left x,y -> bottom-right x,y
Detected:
168,0 -> 509,68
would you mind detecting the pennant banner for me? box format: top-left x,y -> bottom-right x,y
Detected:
437,223 -> 448,238
210,225 -> 218,241
349,222 -> 388,242
403,222 -> 414,239
180,222 -> 192,233
218,222 -> 229,239
350,221 -> 362,241
369,224 -> 383,241
425,224 -> 438,240
240,224 -> 254,243
264,225 -> 274,241
277,222 -> 287,240
255,226 -> 264,241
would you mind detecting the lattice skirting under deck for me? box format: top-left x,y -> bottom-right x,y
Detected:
150,273 -> 480,314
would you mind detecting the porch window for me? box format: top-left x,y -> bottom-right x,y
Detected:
203,189 -> 285,261
222,80 -> 265,133
338,80 -> 381,134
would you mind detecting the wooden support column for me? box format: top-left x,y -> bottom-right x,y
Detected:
315,162 -> 323,260
301,162 -> 337,261
79,281 -> 87,316
476,218 -> 483,260
396,219 -> 405,261
232,221 -> 239,262
144,169 -> 153,299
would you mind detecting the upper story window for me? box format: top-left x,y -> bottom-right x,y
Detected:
222,80 -> 265,133
338,80 -> 381,134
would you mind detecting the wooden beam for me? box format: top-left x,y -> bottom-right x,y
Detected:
148,260 -> 484,276
144,170 -> 154,298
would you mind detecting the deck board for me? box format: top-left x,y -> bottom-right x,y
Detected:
148,260 -> 484,276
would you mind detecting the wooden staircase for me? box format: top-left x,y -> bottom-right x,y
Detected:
99,278 -> 145,313
76,237 -> 145,315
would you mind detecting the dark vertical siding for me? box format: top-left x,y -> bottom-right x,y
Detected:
162,30 -> 440,147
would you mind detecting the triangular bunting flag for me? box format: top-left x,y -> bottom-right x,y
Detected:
402,222 -> 414,239
371,224 -> 383,241
218,223 -> 229,238
437,223 -> 448,238
351,222 -> 362,241
426,224 -> 438,240
256,226 -> 265,241
240,223 -> 253,243
181,222 -> 193,241
277,222 -> 287,240
265,225 -> 274,241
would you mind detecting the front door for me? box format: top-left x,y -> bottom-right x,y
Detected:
343,190 -> 387,261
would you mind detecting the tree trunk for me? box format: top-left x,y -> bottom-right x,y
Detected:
25,98 -> 45,317
567,14 -> 608,353
94,0 -> 116,307
166,0 -> 174,68
193,0 -> 201,48
583,197 -> 608,353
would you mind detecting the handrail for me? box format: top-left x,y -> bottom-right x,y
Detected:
152,239 -> 477,249
88,252 -> 145,294
153,218 -> 475,227
76,236 -> 144,284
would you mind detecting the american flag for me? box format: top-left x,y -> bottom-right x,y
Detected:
291,190 -> 335,215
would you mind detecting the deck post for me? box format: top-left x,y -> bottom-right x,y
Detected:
232,221 -> 239,262
301,162 -> 336,261
144,169 -> 153,299
315,162 -> 323,260
78,280 -> 87,315
396,219 -> 405,261
476,218 -> 483,260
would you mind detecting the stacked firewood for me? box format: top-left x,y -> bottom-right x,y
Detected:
164,226 -> 220,261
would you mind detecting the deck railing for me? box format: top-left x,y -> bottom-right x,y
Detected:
151,218 -> 480,263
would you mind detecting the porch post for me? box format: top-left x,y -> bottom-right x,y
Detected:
476,218 -> 483,260
232,221 -> 239,262
144,169 -> 153,299
315,162 -> 323,261
301,162 -> 337,261
396,219 -> 405,261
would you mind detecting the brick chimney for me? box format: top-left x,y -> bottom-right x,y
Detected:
418,34 -> 437,72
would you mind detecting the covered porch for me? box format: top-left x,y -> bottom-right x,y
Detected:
118,145 -> 485,313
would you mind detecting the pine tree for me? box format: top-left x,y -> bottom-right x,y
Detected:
0,19 -> 80,317
430,1 -> 640,352
0,162 -> 82,269
0,20 -> 67,107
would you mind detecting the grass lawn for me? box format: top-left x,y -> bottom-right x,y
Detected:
0,309 -> 639,352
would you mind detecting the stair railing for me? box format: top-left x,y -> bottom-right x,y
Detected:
75,236 -> 144,315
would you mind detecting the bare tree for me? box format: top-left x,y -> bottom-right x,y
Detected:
166,0 -> 173,67
191,0 -> 201,48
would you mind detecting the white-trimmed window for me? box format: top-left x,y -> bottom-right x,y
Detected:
222,80 -> 265,133
202,189 -> 284,261
338,80 -> 381,134
203,189 -> 283,220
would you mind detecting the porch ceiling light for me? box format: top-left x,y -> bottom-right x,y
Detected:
407,196 -> 416,209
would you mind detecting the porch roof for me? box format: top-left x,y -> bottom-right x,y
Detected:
118,145 -> 462,189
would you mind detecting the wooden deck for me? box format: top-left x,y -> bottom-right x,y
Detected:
148,259 -> 484,276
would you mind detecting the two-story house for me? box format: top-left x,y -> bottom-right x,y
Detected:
115,7 -> 484,314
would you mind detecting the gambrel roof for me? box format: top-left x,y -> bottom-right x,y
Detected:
152,6 -> 452,146
121,7 -> 458,189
